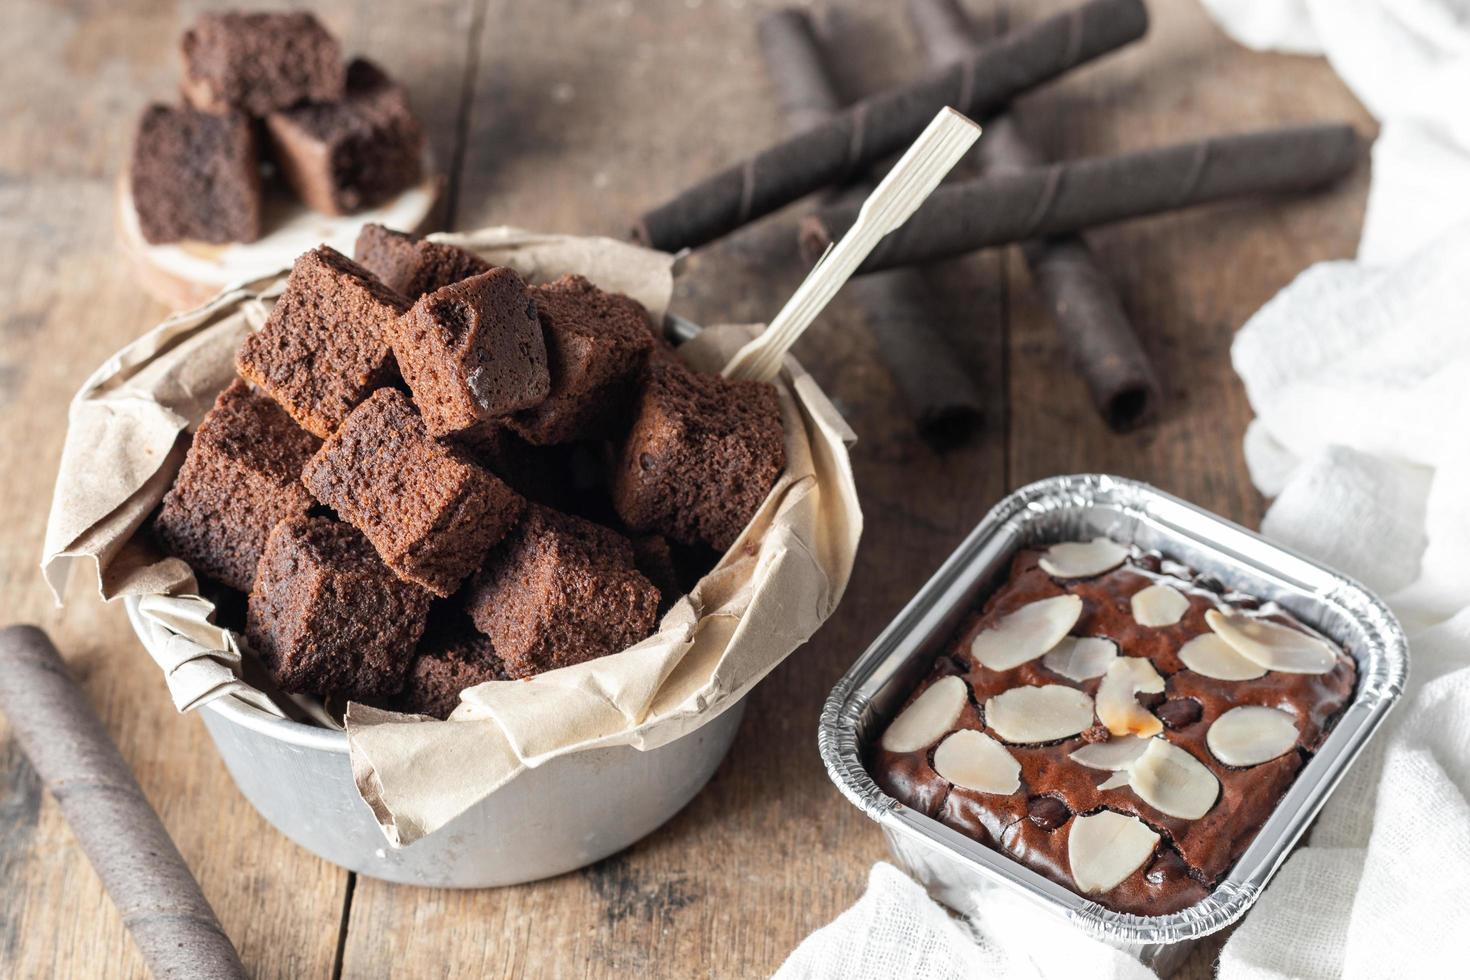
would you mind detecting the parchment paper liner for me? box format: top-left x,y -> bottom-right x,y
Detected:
43,227 -> 862,845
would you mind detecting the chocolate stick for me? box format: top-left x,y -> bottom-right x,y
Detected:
800,122 -> 1362,273
634,0 -> 1148,251
0,625 -> 247,980
757,10 -> 984,445
908,0 -> 1161,429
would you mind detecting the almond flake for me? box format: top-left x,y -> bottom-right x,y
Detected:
881,675 -> 967,753
1128,738 -> 1219,820
1205,609 -> 1338,675
969,594 -> 1083,672
984,685 -> 1095,744
1131,584 -> 1190,627
1207,706 -> 1299,767
1068,811 -> 1158,894
1096,657 -> 1165,738
1039,538 -> 1129,578
1178,632 -> 1267,681
1042,636 -> 1118,682
933,729 -> 1022,795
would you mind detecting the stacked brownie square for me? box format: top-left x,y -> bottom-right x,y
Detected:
155,227 -> 786,720
130,11 -> 425,245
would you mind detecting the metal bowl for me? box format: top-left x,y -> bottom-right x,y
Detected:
127,597 -> 746,888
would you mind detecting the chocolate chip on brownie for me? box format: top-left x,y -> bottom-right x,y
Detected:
265,59 -> 424,216
130,105 -> 261,245
246,516 -> 431,700
155,379 -> 320,592
236,245 -> 408,438
392,267 -> 550,437
301,388 -> 523,596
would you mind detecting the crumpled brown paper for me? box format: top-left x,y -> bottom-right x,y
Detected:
42,228 -> 861,845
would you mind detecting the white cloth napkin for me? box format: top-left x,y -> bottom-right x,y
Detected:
777,1 -> 1470,976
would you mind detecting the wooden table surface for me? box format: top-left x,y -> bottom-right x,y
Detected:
0,0 -> 1372,976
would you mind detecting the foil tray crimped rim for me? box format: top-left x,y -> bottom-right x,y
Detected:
819,474 -> 1409,949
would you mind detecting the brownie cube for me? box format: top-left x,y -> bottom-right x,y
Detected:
611,360 -> 785,551
393,268 -> 550,437
301,389 -> 523,596
508,274 -> 657,445
391,620 -> 510,719
155,379 -> 320,592
181,11 -> 344,116
130,105 -> 261,245
236,245 -> 408,438
246,517 -> 430,700
265,59 -> 424,216
353,224 -> 492,300
464,507 -> 660,678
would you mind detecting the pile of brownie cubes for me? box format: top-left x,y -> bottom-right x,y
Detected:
154,225 -> 786,719
130,11 -> 425,245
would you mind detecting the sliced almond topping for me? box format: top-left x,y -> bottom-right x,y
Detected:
1068,811 -> 1159,894
984,685 -> 1095,744
969,594 -> 1083,672
1042,636 -> 1118,682
1070,735 -> 1152,771
1178,632 -> 1267,681
1096,657 -> 1165,738
1039,538 -> 1129,579
1131,584 -> 1190,627
1205,609 -> 1338,675
1128,739 -> 1219,820
1207,706 -> 1299,767
932,729 -> 1022,795
880,675 -> 967,753
1097,770 -> 1132,791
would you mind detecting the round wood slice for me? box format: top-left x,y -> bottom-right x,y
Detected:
117,161 -> 443,309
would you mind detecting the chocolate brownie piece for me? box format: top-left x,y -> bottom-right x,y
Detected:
236,245 -> 408,438
181,11 -> 344,116
869,547 -> 1358,917
246,517 -> 430,700
353,224 -> 492,300
392,621 -> 510,719
155,379 -> 320,592
508,275 -> 656,445
130,105 -> 261,244
301,388 -> 523,596
612,359 -> 785,551
464,507 -> 660,678
392,267 -> 550,437
265,59 -> 424,216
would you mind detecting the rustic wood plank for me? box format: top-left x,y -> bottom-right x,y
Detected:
0,1 -> 479,977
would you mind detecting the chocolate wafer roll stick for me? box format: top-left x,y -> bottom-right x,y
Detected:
633,0 -> 1148,252
0,625 -> 246,980
757,9 -> 984,446
908,0 -> 1161,430
800,122 -> 1362,273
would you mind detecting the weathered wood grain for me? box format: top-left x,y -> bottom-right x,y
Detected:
0,0 -> 1372,977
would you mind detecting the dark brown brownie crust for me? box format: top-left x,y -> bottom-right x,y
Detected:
509,274 -> 656,446
265,59 -> 424,216
870,549 -> 1358,917
155,379 -> 320,592
236,245 -> 408,438
301,388 -> 523,596
390,621 -> 510,719
130,104 -> 262,245
393,267 -> 550,437
246,517 -> 430,700
181,11 -> 345,116
612,359 -> 785,551
353,224 -> 492,300
464,506 -> 660,678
